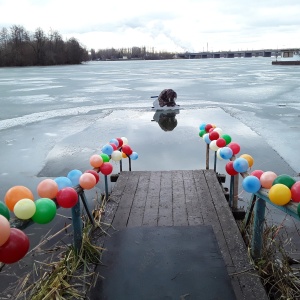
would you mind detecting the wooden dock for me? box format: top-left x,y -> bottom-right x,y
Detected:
89,170 -> 268,300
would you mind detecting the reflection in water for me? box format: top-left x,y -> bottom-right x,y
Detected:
152,110 -> 180,131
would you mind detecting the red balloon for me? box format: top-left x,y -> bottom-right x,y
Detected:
291,182 -> 300,202
205,124 -> 213,132
0,228 -> 30,264
225,161 -> 238,176
228,142 -> 240,155
208,128 -> 214,133
250,170 -> 264,179
100,162 -> 113,175
122,145 -> 133,156
209,131 -> 219,141
116,137 -> 123,148
109,143 -> 118,151
56,187 -> 78,208
216,138 -> 226,148
85,170 -> 100,184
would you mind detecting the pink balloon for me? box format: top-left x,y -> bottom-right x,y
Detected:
250,170 -> 264,179
89,154 -> 103,168
0,215 -> 10,247
260,171 -> 277,189
37,179 -> 59,199
79,173 -> 96,190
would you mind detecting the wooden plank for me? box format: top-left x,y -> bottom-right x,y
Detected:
112,172 -> 140,230
182,170 -> 204,225
142,171 -> 161,226
158,171 -> 173,226
172,170 -> 188,226
127,171 -> 151,228
204,170 -> 268,300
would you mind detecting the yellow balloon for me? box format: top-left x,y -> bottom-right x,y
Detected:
13,198 -> 36,220
269,184 -> 291,206
240,154 -> 254,168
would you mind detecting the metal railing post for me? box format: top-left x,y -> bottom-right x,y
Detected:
71,197 -> 82,253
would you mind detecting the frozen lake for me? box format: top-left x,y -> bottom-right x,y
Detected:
0,58 -> 300,293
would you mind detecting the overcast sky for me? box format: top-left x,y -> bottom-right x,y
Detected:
1,0 -> 300,52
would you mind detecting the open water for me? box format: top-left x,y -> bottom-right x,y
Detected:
0,57 -> 300,295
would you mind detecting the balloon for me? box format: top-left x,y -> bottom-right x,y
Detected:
213,127 -> 223,135
205,124 -> 213,132
216,148 -> 223,160
219,147 -> 233,160
122,152 -> 128,158
199,129 -> 206,138
5,186 -> 34,212
0,202 -> 10,220
269,184 -> 291,206
209,131 -> 219,141
291,182 -> 300,202
209,140 -> 219,151
260,171 -> 277,189
203,133 -> 211,144
100,153 -> 110,163
250,170 -> 264,179
199,123 -> 206,131
56,187 -> 78,208
109,138 -> 119,147
37,179 -> 59,199
100,162 -> 113,175
216,138 -> 226,148
122,145 -> 133,156
240,154 -> 254,168
242,176 -> 261,193
79,173 -> 96,190
225,161 -> 238,176
13,198 -> 36,220
222,134 -> 232,145
32,198 -> 56,224
116,137 -> 123,148
109,143 -> 117,151
90,154 -> 103,168
208,127 -> 214,133
67,169 -> 83,186
228,142 -> 240,155
121,137 -> 128,145
130,152 -> 139,160
102,144 -> 114,156
0,228 -> 29,264
272,174 -> 296,189
0,215 -> 10,247
84,170 -> 100,184
111,150 -> 122,161
54,177 -> 73,191
233,158 -> 249,173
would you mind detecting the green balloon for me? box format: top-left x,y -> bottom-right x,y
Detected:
222,134 -> 232,145
100,153 -> 110,162
199,129 -> 206,138
32,198 -> 56,224
272,174 -> 296,189
0,201 -> 10,220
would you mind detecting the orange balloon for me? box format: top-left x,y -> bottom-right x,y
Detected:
89,154 -> 103,168
122,152 -> 128,158
5,186 -> 34,211
0,215 -> 10,246
240,154 -> 254,168
37,179 -> 59,199
79,173 -> 96,190
260,171 -> 277,189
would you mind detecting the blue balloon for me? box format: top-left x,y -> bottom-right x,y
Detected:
199,123 -> 206,131
233,158 -> 249,173
130,152 -> 139,160
109,138 -> 119,147
102,144 -> 114,156
54,177 -> 73,190
220,147 -> 233,160
242,176 -> 261,193
67,169 -> 83,186
203,133 -> 211,144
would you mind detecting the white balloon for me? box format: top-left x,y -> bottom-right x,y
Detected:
121,137 -> 128,145
111,150 -> 122,161
209,140 -> 219,151
213,127 -> 223,135
217,148 -> 223,160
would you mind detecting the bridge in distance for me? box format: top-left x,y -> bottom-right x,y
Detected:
176,49 -> 285,59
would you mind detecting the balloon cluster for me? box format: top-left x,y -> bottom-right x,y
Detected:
89,136 -> 138,175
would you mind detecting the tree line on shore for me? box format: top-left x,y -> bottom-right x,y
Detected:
0,25 -> 89,67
